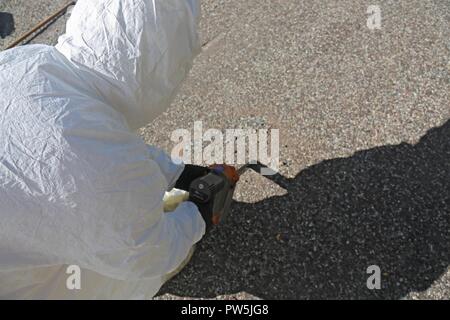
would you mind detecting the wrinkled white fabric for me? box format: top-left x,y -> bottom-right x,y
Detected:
0,0 -> 205,299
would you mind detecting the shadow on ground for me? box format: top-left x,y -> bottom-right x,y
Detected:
159,121 -> 449,299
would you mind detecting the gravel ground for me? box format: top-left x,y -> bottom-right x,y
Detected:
0,0 -> 449,300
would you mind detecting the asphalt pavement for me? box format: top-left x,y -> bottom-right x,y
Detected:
0,0 -> 449,299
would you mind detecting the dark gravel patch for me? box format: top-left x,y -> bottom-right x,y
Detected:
160,121 -> 449,299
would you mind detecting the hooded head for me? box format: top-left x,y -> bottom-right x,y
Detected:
56,0 -> 201,130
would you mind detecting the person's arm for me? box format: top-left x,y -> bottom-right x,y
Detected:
146,145 -> 185,189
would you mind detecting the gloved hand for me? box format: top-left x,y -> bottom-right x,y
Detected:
174,165 -> 214,230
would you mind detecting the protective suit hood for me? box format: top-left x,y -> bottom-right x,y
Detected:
56,0 -> 201,130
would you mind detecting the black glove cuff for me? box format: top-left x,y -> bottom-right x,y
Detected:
194,201 -> 214,232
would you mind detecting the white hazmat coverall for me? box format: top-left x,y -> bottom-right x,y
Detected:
0,0 -> 205,299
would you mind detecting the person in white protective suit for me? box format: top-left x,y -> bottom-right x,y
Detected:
0,0 -> 214,299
